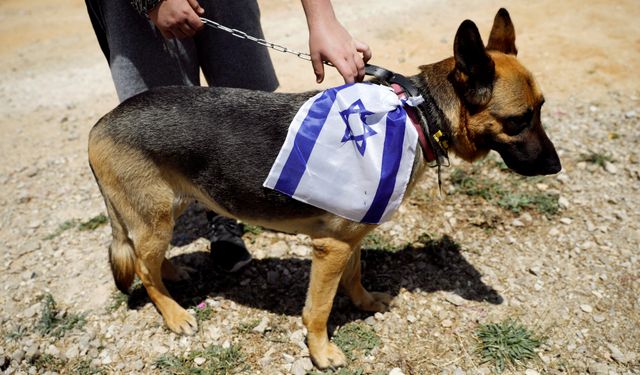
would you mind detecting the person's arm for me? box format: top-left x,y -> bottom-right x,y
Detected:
301,0 -> 371,84
131,0 -> 204,39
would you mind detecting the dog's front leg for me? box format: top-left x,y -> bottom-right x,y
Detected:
303,238 -> 353,369
340,247 -> 392,312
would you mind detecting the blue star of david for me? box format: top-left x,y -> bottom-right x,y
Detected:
339,99 -> 377,156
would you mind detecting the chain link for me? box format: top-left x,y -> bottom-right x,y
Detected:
200,17 -> 319,62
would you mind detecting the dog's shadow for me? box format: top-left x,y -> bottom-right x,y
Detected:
126,205 -> 503,327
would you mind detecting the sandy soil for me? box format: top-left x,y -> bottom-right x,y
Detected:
1,1 -> 639,374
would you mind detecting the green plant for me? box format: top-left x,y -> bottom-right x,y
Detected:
475,319 -> 544,373
70,359 -> 107,375
155,345 -> 245,374
32,354 -> 67,372
78,214 -> 109,231
37,293 -> 86,338
194,303 -> 215,322
5,324 -> 28,340
580,151 -> 614,168
242,224 -> 263,235
332,322 -> 381,361
236,319 -> 260,333
360,233 -> 406,252
107,290 -> 129,312
44,219 -> 78,240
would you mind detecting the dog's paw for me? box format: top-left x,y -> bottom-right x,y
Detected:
164,306 -> 198,336
311,342 -> 347,369
358,291 -> 392,313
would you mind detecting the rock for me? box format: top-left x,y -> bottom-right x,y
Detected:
587,362 -> 609,375
290,245 -> 311,257
558,196 -> 570,209
11,350 -> 25,363
441,319 -> 452,328
453,368 -> 466,375
512,219 -> 525,227
252,317 -> 269,334
625,110 -> 636,118
389,368 -> 405,375
65,344 -> 79,359
580,304 -> 593,313
607,343 -> 626,363
529,266 -> 541,276
365,316 -> 376,326
290,329 -> 306,345
603,161 -> 617,174
560,217 -> 573,225
45,345 -> 60,357
25,345 -> 39,361
282,353 -> 295,363
525,370 -> 540,375
374,312 -> 385,320
593,314 -> 606,323
444,294 -> 465,306
23,303 -> 41,318
270,241 -> 289,258
132,359 -> 144,371
407,314 -> 417,323
291,358 -> 313,375
193,357 -> 206,366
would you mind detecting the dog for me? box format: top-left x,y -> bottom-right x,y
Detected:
88,8 -> 560,369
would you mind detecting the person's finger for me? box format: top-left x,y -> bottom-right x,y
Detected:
334,56 -> 356,84
186,10 -> 204,30
186,0 -> 204,14
170,26 -> 188,39
179,22 -> 195,38
354,40 -> 372,63
311,54 -> 325,83
354,53 -> 365,82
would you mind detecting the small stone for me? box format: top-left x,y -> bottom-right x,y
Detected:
604,161 -> 617,174
193,357 -> 206,366
548,227 -> 560,236
512,219 -> 525,227
0,356 -> 5,370
252,317 -> 269,334
290,245 -> 311,257
587,362 -> 609,375
132,359 -> 144,371
454,368 -> 466,375
441,319 -> 453,328
389,368 -> 405,375
25,345 -> 39,361
282,353 -> 295,363
593,314 -> 606,323
580,304 -> 593,313
365,316 -> 376,326
291,358 -> 313,375
374,312 -> 385,320
525,370 -> 540,375
535,183 -> 548,191
65,345 -> 79,359
529,266 -> 541,276
625,110 -> 636,118
560,217 -> 573,225
444,294 -> 465,306
290,329 -> 306,345
11,350 -> 25,363
607,343 -> 626,363
558,196 -> 570,209
23,303 -> 41,318
270,241 -> 289,258
407,314 -> 417,323
589,105 -> 598,112
45,345 -> 60,357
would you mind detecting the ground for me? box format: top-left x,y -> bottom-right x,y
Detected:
0,0 -> 639,374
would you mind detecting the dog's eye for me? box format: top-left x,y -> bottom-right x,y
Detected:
504,109 -> 533,135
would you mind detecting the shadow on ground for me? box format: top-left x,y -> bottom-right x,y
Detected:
126,204 -> 502,327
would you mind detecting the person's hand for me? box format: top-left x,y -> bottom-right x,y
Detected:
308,18 -> 371,84
302,1 -> 371,84
148,0 -> 204,39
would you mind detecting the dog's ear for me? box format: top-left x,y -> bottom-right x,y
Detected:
453,20 -> 495,107
487,8 -> 517,55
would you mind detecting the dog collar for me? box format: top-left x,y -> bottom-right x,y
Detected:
391,83 -> 437,162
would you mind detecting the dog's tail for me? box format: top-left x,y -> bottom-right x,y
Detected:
88,128 -> 136,294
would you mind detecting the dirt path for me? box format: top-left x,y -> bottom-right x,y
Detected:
1,1 -> 639,374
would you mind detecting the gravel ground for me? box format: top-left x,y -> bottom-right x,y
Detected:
1,1 -> 639,374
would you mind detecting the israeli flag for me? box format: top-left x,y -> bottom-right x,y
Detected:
264,83 -> 418,224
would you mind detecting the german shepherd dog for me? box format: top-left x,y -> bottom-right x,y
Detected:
88,9 -> 560,368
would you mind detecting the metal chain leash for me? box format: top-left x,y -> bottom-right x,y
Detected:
201,17 -> 333,65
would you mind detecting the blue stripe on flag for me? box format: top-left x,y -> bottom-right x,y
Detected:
273,85 -> 346,195
361,107 -> 407,223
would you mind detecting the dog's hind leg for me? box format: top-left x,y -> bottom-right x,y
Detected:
103,195 -> 136,293
340,247 -> 392,312
303,238 -> 353,369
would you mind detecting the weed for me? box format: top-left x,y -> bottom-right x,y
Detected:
78,213 -> 108,231
332,322 -> 381,361
155,344 -> 246,374
32,354 -> 67,372
475,319 -> 544,373
5,324 -> 28,340
361,233 -> 406,252
580,151 -> 614,168
498,192 -> 559,216
44,219 -> 78,240
236,318 -> 260,333
242,224 -> 263,235
309,369 -> 372,375
37,293 -> 86,338
70,359 -> 107,375
194,302 -> 215,322
107,290 -> 129,312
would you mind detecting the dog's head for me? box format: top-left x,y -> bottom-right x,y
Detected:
444,8 -> 561,176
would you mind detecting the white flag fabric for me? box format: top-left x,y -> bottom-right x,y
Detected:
263,83 -> 418,224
